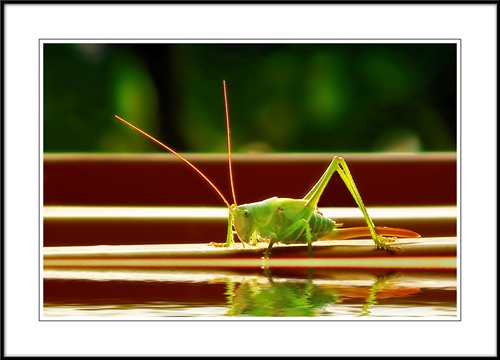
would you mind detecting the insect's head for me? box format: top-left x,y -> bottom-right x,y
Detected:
232,204 -> 256,244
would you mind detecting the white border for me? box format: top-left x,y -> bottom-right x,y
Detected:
5,3 -> 497,357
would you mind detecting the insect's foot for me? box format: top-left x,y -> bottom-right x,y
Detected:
375,236 -> 402,252
208,241 -> 230,248
376,243 -> 401,252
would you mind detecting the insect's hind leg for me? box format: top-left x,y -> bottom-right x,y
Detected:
335,157 -> 397,251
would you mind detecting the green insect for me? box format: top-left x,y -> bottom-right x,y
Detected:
116,81 -> 420,259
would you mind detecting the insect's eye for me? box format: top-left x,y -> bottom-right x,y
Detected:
243,210 -> 249,217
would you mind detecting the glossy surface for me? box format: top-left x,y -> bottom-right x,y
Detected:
43,268 -> 457,319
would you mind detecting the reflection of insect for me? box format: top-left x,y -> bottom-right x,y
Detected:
116,81 -> 420,259
225,277 -> 337,317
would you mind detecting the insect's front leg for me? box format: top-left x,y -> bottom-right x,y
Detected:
209,210 -> 238,248
226,211 -> 236,246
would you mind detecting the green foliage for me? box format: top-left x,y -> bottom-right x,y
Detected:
43,43 -> 457,153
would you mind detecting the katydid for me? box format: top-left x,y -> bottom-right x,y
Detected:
115,81 -> 420,259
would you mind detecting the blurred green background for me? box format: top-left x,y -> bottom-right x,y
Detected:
43,43 -> 457,153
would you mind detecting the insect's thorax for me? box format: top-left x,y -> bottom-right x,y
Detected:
231,197 -> 286,244
232,197 -> 337,245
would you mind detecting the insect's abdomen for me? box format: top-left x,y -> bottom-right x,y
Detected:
308,212 -> 337,241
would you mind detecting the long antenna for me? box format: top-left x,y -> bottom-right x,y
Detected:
223,80 -> 237,206
115,115 -> 231,209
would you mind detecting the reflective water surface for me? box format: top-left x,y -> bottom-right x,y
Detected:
43,268 -> 457,319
